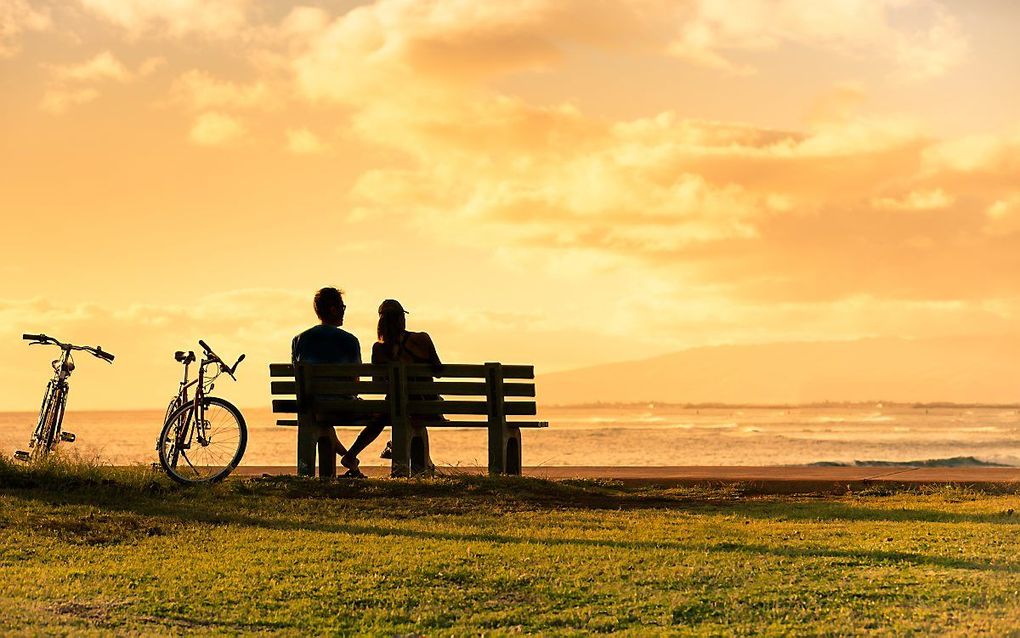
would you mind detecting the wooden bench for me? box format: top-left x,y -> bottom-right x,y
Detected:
270,362 -> 548,478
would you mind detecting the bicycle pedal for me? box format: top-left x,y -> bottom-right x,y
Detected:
60,432 -> 76,443
14,451 -> 31,462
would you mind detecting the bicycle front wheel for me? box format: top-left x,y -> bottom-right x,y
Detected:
158,397 -> 247,484
32,382 -> 66,457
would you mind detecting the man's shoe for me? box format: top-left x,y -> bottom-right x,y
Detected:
380,442 -> 393,459
340,454 -> 360,471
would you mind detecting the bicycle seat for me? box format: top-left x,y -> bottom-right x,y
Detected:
174,351 -> 196,364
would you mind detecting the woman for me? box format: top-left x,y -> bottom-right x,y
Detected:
372,299 -> 442,471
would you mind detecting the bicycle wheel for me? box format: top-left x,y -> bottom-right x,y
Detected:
158,397 -> 247,484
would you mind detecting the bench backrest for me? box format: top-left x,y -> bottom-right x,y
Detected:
270,362 -> 539,427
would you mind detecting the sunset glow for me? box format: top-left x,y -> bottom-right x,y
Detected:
2,0 -> 1019,409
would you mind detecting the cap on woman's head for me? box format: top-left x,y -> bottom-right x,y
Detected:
378,299 -> 409,315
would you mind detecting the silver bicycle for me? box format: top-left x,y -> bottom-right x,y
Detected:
157,339 -> 247,484
15,333 -> 114,461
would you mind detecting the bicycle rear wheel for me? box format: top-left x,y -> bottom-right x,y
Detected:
158,397 -> 247,484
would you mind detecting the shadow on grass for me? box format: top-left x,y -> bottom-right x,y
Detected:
8,481 -> 1018,576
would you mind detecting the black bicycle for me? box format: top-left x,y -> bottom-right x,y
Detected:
157,339 -> 247,484
15,333 -> 114,461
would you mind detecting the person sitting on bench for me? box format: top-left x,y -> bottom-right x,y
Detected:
372,299 -> 443,468
291,286 -> 383,477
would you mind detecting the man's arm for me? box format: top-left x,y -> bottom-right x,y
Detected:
291,335 -> 300,364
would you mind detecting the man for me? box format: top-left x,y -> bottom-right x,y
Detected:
292,287 -> 384,476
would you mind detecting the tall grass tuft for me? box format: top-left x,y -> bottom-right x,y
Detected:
0,449 -> 167,492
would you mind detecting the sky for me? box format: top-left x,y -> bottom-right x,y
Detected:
1,0 -> 1019,410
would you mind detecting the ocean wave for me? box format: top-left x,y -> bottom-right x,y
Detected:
810,456 -> 1010,468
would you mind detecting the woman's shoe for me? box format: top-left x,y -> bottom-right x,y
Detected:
380,441 -> 393,459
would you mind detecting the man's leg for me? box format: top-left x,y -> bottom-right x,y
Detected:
341,416 -> 386,469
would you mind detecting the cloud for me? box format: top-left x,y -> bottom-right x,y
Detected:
873,189 -> 954,212
264,0 -> 1016,306
171,69 -> 273,110
0,0 -> 50,57
667,0 -> 967,80
285,128 -> 326,154
50,50 -> 132,82
188,112 -> 246,146
78,0 -> 250,38
40,51 -> 163,114
985,198 -> 1020,237
40,87 -> 100,114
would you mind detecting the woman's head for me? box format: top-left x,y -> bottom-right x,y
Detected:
377,299 -> 408,343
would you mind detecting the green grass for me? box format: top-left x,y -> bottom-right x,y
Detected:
3,455 -> 1020,636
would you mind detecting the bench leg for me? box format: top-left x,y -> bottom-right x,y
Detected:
410,425 -> 432,477
391,419 -> 411,478
296,419 -> 317,477
317,433 -> 336,479
505,426 -> 522,476
488,424 -> 523,476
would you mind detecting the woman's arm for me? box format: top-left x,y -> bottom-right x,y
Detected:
421,332 -> 442,367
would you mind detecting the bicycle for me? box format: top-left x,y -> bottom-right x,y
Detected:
15,333 -> 115,462
157,339 -> 247,484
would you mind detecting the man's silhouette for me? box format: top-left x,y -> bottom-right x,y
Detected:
292,287 -> 384,476
292,287 -> 360,365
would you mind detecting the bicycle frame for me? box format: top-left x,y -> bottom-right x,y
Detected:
37,348 -> 73,441
167,356 -> 218,462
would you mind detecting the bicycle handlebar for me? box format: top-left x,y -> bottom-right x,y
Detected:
22,333 -> 114,362
91,347 -> 115,363
197,340 -> 244,379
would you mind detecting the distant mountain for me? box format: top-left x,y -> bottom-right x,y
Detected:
538,336 -> 1020,405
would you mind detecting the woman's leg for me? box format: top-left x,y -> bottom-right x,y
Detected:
341,416 -> 386,468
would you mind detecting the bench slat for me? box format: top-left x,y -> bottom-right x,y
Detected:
414,419 -> 549,428
271,362 -> 534,380
403,364 -> 534,379
272,399 -> 297,413
407,400 -> 537,416
315,381 -> 388,395
272,399 -> 390,414
275,419 -> 549,428
270,363 -> 390,378
271,380 -> 389,395
405,381 -> 535,397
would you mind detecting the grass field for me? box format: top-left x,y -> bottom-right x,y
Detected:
3,456 -> 1020,635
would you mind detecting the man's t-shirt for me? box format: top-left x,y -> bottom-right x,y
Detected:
291,325 -> 361,364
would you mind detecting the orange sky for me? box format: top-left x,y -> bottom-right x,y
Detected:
2,0 -> 1019,409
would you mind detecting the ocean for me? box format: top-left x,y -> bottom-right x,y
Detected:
3,404 -> 1019,468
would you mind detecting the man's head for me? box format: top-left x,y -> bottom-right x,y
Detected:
313,287 -> 346,326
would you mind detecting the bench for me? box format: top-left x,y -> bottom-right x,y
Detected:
270,362 -> 548,478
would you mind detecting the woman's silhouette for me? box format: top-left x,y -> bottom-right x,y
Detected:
372,299 -> 442,471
